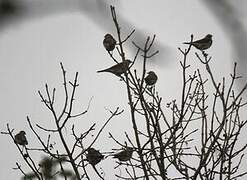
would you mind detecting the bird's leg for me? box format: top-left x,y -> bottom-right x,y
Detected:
119,75 -> 125,81
202,50 -> 208,57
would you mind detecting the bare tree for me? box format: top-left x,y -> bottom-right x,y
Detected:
2,6 -> 247,180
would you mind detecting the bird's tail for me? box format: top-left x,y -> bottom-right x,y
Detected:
183,42 -> 192,45
97,69 -> 107,73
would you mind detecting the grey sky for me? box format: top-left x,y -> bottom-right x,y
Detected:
1,0 -> 247,179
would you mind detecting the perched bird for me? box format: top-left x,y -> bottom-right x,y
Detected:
113,147 -> 134,162
97,60 -> 132,76
183,34 -> 213,50
103,34 -> 117,52
86,148 -> 104,166
145,71 -> 158,86
14,131 -> 28,146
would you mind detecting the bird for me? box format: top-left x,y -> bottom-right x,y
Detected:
145,71 -> 158,86
183,34 -> 213,50
86,148 -> 104,166
97,60 -> 132,76
14,131 -> 28,146
103,34 -> 117,52
113,147 -> 134,161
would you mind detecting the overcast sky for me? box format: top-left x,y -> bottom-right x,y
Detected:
1,0 -> 247,179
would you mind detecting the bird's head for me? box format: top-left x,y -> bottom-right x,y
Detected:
87,148 -> 96,153
147,71 -> 155,75
19,131 -> 26,135
126,147 -> 134,152
206,34 -> 212,39
104,34 -> 113,39
125,59 -> 132,64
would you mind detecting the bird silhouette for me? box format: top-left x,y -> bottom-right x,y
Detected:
145,71 -> 158,86
113,147 -> 134,161
86,148 -> 104,165
103,33 -> 116,52
97,60 -> 132,76
14,130 -> 28,146
183,34 -> 213,50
